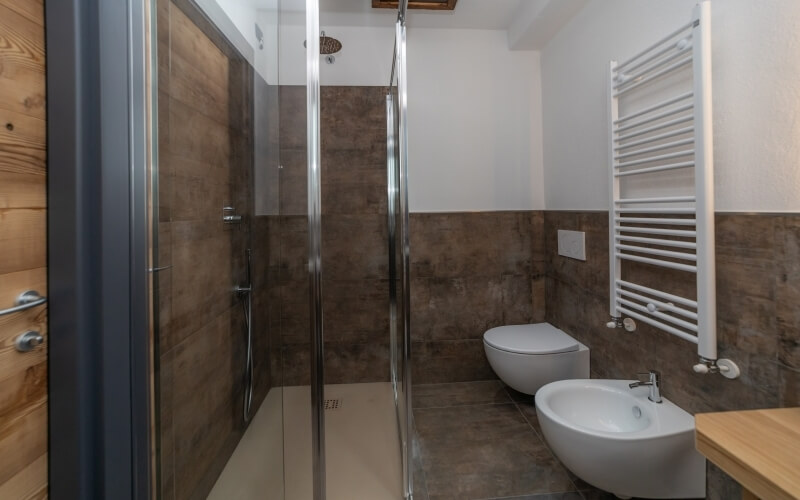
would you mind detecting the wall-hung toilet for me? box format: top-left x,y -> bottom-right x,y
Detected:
484,323 -> 589,395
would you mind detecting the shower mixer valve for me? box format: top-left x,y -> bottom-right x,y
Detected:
223,206 -> 242,224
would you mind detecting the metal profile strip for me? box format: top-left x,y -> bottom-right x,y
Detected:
617,297 -> 699,332
396,18 -> 414,500
615,207 -> 695,214
614,126 -> 695,151
614,45 -> 693,91
692,1 -> 717,360
306,0 -> 325,498
614,161 -> 695,177
615,217 -> 696,226
617,306 -> 699,343
615,138 -> 694,160
616,20 -> 694,71
615,244 -> 697,262
615,195 -> 696,204
615,150 -> 694,169
615,103 -> 694,134
616,226 -> 697,237
614,56 -> 693,97
617,252 -> 698,273
614,91 -> 693,124
615,115 -> 693,142
617,288 -> 699,321
617,279 -> 699,308
615,234 -> 697,249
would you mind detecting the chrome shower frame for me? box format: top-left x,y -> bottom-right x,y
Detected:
306,0 -> 325,499
306,0 -> 412,497
395,15 -> 413,499
387,4 -> 413,496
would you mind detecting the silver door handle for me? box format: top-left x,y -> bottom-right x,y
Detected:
16,331 -> 44,352
0,290 -> 47,317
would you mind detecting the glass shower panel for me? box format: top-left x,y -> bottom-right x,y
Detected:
149,0 -> 285,498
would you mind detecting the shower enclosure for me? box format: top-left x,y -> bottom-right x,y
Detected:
146,0 -> 412,498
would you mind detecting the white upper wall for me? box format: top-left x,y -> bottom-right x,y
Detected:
280,24 -> 544,212
279,24 -> 394,86
541,0 -> 800,212
201,0 -> 279,83
407,29 -> 543,212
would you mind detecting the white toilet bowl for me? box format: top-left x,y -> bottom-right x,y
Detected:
483,323 -> 589,395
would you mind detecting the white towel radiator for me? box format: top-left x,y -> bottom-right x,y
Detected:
606,1 -> 738,378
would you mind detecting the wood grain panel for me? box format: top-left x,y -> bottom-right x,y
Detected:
0,208 -> 47,274
169,51 -> 229,126
0,0 -> 47,495
0,402 -> 47,485
0,268 -> 46,307
0,308 -> 47,381
158,2 -> 253,498
2,0 -> 44,27
0,4 -> 45,119
169,7 -> 228,92
0,172 -> 46,208
696,408 -> 800,500
0,454 -> 47,500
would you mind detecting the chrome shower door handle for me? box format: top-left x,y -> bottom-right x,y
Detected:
0,290 -> 48,317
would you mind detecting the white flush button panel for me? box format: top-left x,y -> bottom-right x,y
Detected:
557,230 -> 586,261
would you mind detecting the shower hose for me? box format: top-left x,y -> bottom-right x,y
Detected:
239,248 -> 254,423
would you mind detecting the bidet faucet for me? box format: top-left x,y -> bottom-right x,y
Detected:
629,370 -> 662,403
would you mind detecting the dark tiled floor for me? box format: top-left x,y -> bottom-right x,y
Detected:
412,381 -> 619,500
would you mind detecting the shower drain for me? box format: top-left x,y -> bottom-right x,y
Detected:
323,399 -> 342,410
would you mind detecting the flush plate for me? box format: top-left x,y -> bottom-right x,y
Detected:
558,230 -> 586,261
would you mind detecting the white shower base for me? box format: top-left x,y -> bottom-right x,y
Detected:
209,382 -> 402,500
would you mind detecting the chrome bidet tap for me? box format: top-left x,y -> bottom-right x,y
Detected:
629,370 -> 662,403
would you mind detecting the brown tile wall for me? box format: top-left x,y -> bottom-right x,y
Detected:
410,212 -> 546,384
544,210 -> 800,498
251,75 -> 282,405
278,86 -> 392,385
276,87 -> 547,386
156,2 -> 272,498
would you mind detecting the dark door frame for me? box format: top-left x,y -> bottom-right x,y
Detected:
46,0 -> 151,498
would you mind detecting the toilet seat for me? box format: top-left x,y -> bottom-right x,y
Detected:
484,323 -> 579,355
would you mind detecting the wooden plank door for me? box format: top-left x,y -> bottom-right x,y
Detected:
0,0 -> 48,498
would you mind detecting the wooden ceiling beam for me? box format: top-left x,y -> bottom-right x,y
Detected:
372,0 -> 458,11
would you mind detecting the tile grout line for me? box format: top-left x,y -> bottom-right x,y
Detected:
413,400 -> 516,411
410,426 -> 433,500
484,491 -> 583,500
504,386 -> 585,497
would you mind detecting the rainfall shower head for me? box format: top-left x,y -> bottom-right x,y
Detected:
304,31 -> 342,55
320,32 -> 342,55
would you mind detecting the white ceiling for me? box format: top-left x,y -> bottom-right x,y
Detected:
275,0 -> 587,49
317,0 -> 524,30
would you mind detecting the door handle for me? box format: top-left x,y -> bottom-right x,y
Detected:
15,331 -> 44,352
0,290 -> 47,317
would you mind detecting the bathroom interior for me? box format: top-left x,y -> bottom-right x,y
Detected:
0,0 -> 798,499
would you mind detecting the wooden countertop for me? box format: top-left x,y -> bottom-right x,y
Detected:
696,408 -> 800,500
